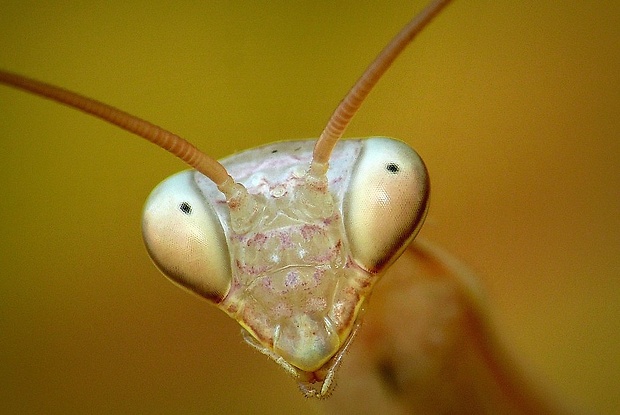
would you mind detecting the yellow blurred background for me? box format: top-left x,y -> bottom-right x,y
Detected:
0,1 -> 618,414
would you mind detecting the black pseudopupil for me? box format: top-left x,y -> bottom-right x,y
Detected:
179,202 -> 192,215
386,163 -> 400,173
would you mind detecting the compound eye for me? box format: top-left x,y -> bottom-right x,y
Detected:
142,171 -> 231,303
344,137 -> 429,273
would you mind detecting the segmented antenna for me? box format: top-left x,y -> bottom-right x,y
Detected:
0,70 -> 231,186
311,0 -> 453,168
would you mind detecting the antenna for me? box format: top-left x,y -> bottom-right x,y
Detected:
311,0 -> 453,169
0,70 -> 231,186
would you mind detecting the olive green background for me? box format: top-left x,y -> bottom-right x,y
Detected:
1,1 -> 618,414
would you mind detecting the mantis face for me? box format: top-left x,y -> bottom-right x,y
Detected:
142,138 -> 429,395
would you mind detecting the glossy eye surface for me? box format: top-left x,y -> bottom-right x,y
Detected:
344,137 -> 430,272
142,171 -> 231,303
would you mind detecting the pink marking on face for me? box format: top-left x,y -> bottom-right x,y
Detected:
245,233 -> 268,249
322,216 -> 335,226
277,230 -> 295,249
285,270 -> 301,288
273,302 -> 293,319
299,224 -> 325,241
306,297 -> 328,314
312,269 -> 325,284
235,259 -> 270,276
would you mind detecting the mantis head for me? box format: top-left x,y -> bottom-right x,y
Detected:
0,0 -> 451,397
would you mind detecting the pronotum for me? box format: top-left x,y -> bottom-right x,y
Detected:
0,1 -> 616,414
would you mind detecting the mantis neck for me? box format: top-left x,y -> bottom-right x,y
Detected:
321,240 -> 583,415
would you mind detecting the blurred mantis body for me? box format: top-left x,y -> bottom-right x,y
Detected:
0,0 -> 584,412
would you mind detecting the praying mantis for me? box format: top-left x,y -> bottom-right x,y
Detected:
2,0 -> 613,415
